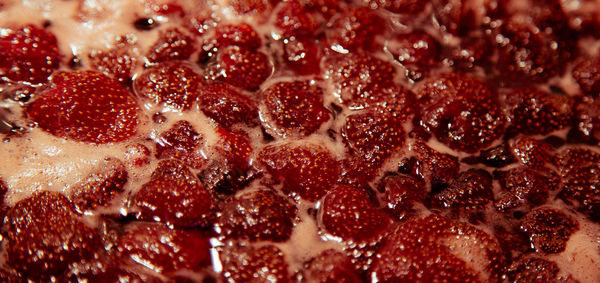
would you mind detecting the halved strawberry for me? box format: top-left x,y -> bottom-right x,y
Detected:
4,191 -> 103,280
258,142 -> 339,201
372,214 -> 504,282
117,222 -> 212,274
219,244 -> 289,282
213,46 -> 272,90
511,137 -> 555,170
504,87 -> 573,136
0,25 -> 60,84
146,27 -> 195,63
411,140 -> 460,182
434,169 -> 493,211
573,57 -> 600,95
134,61 -> 204,110
155,120 -> 206,169
321,185 -> 393,242
214,23 -> 262,50
415,72 -> 505,152
198,83 -> 258,128
556,147 -> 600,222
27,70 -> 140,144
300,249 -> 362,283
261,81 -> 330,137
495,167 -> 558,211
519,208 -> 579,254
282,37 -> 322,75
387,31 -> 440,81
327,7 -> 385,51
505,256 -> 566,282
364,0 -> 425,14
569,95 -> 600,144
70,158 -> 128,212
378,173 -> 426,220
219,189 -> 297,242
88,35 -> 138,84
433,0 -> 483,35
130,159 -> 215,227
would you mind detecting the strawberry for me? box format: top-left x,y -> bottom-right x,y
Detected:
70,158 -> 128,212
321,185 -> 393,242
146,28 -> 195,63
519,208 -> 579,254
261,81 -> 330,137
134,61 -> 203,110
258,142 -> 339,201
300,249 -> 362,283
327,7 -> 385,51
495,167 -> 557,211
433,0 -> 483,35
275,0 -> 318,38
569,95 -> 600,144
27,70 -> 140,144
466,143 -> 516,168
324,53 -> 397,109
282,37 -> 322,75
434,169 -> 494,211
143,0 -> 184,16
511,137 -> 554,170
228,0 -> 272,15
88,35 -> 138,84
0,25 -> 60,84
572,57 -> 600,95
218,189 -> 297,242
214,128 -> 253,170
130,160 -> 215,227
198,83 -> 259,128
556,147 -> 600,222
219,244 -> 289,282
372,214 -> 504,282
155,120 -> 206,169
364,0 -> 425,14
213,46 -> 272,90
214,23 -> 262,50
184,8 -> 218,36
415,72 -> 505,152
4,191 -> 103,280
505,256 -> 565,283
377,173 -> 426,220
387,31 -> 440,81
411,140 -> 460,182
124,143 -> 152,167
117,222 -> 212,274
504,87 -> 573,136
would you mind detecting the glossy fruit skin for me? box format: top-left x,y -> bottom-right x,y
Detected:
0,25 -> 60,84
27,70 -> 140,144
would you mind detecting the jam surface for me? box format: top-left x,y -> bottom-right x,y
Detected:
1,0 -> 600,282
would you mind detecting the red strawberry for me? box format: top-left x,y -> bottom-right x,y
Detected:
569,95 -> 600,144
282,37 -> 322,75
505,87 -> 573,136
130,159 -> 215,227
184,8 -> 218,36
4,191 -> 103,280
434,169 -> 493,211
228,0 -> 272,15
70,158 -> 128,212
466,143 -> 516,168
143,0 -> 184,16
88,35 -> 138,84
556,147 -> 600,222
432,0 -> 484,35
327,7 -> 385,51
572,57 -> 600,95
415,72 -> 505,152
300,249 -> 362,283
364,0 -> 425,14
200,129 -> 256,195
213,46 -> 272,90
0,25 -> 60,84
219,244 -> 289,282
505,256 -> 565,283
387,31 -> 440,81
27,70 -> 140,144
275,0 -> 318,37
261,81 -> 330,137
117,222 -> 212,274
377,173 -> 425,220
258,142 -> 339,201
146,28 -> 195,63
321,185 -> 393,242
511,137 -> 555,170
495,167 -> 558,211
134,61 -> 203,110
411,140 -> 460,182
219,189 -> 297,242
324,53 -> 396,109
214,23 -> 262,50
198,83 -> 259,128
124,143 -> 152,167
372,214 -> 504,282
519,208 -> 579,253
155,120 -> 206,169
66,264 -> 160,283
